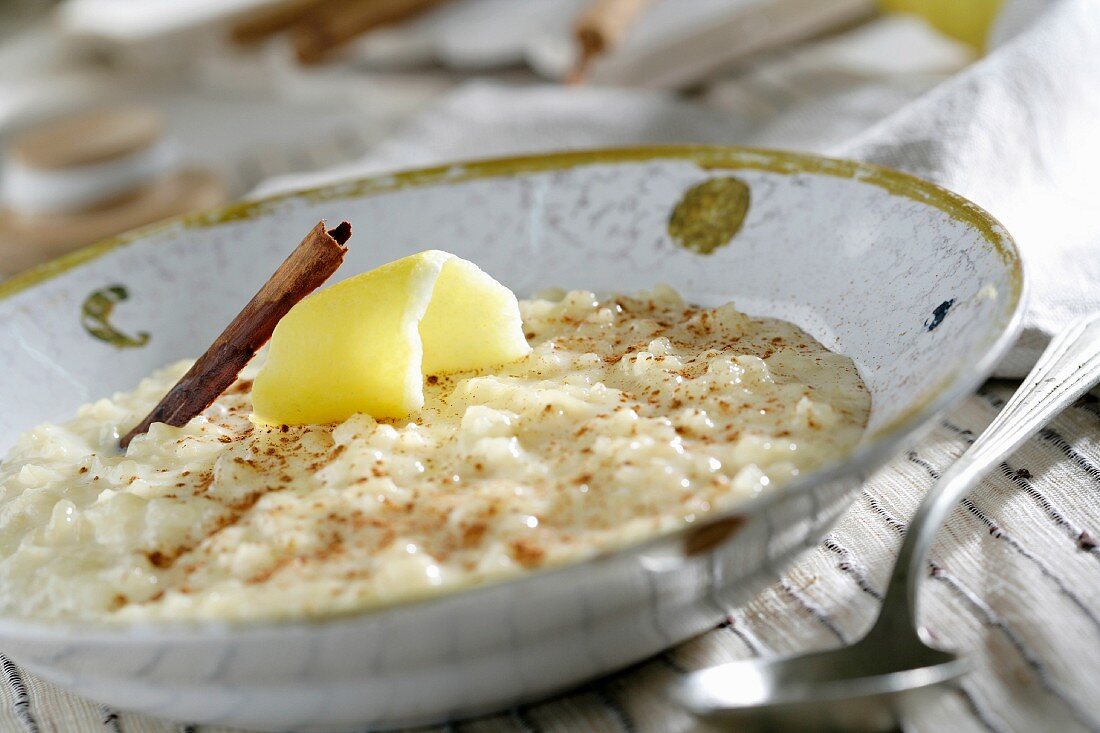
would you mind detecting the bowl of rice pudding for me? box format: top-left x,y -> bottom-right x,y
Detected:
0,148 -> 1022,731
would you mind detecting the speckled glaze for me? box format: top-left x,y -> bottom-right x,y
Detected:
0,147 -> 1024,732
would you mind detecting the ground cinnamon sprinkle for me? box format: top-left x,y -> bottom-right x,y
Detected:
145,551 -> 173,569
462,523 -> 487,548
509,539 -> 546,569
0,286 -> 869,622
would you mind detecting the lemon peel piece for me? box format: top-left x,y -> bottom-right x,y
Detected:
251,250 -> 530,425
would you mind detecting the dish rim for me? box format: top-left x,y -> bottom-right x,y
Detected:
0,145 -> 1027,638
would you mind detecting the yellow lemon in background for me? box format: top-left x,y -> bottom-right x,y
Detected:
252,250 -> 531,425
880,0 -> 1004,48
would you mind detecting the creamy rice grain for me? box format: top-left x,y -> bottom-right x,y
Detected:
0,287 -> 869,621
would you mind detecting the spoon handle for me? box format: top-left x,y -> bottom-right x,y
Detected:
874,313 -> 1100,639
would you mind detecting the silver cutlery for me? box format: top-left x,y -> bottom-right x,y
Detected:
675,313 -> 1100,732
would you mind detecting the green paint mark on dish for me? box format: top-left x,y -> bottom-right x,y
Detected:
81,285 -> 150,349
668,176 -> 751,255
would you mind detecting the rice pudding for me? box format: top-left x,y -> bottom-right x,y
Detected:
0,286 -> 869,621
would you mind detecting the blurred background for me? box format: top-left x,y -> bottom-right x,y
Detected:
0,0 -> 1011,274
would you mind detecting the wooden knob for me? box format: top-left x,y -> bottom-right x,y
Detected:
0,105 -> 226,276
8,106 -> 164,171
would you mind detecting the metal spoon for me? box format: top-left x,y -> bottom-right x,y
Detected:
674,314 -> 1100,732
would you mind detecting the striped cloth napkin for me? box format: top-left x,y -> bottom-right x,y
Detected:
3,1 -> 1098,731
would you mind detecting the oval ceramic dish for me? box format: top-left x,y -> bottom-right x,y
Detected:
0,147 -> 1024,732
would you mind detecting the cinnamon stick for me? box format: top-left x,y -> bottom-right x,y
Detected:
230,0 -> 332,45
119,220 -> 351,449
293,0 -> 451,64
566,0 -> 653,84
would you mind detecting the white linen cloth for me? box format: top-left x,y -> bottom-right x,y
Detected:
2,1 -> 1099,732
